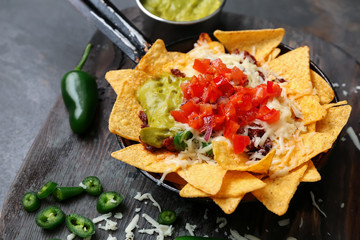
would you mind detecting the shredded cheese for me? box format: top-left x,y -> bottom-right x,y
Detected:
125,214 -> 139,240
139,213 -> 174,240
134,192 -> 161,212
185,223 -> 197,236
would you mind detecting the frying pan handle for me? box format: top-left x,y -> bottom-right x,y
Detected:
68,0 -> 151,63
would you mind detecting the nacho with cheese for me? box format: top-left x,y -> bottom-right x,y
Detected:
106,28 -> 351,215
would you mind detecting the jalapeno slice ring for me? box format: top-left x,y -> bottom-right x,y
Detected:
65,213 -> 95,238
96,191 -> 124,213
82,176 -> 103,196
22,192 -> 41,212
35,206 -> 65,230
37,181 -> 58,199
158,210 -> 177,225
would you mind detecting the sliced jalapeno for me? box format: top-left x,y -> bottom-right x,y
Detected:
201,142 -> 213,157
173,131 -> 193,151
22,192 -> 41,212
35,206 -> 65,230
175,237 -> 224,240
82,176 -> 103,196
37,181 -> 58,199
65,213 -> 95,238
96,191 -> 124,214
158,210 -> 177,225
52,187 -> 84,202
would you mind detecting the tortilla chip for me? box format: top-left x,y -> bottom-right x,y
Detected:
296,95 -> 327,124
180,184 -> 209,198
306,122 -> 316,132
108,71 -> 150,141
111,144 -> 179,173
301,160 -> 321,182
267,46 -> 313,97
177,163 -> 226,195
310,70 -> 335,104
215,171 -> 266,198
180,171 -> 265,198
213,141 -> 275,174
261,47 -> 281,64
162,53 -> 194,75
136,39 -> 186,76
105,69 -> 150,96
252,163 -> 307,216
270,132 -> 334,175
316,105 -> 352,137
212,197 -> 243,214
322,100 -> 348,110
214,28 -> 285,61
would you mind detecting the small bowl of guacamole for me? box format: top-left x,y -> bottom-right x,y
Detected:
136,0 -> 226,25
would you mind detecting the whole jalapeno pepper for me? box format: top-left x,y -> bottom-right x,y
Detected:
61,44 -> 98,134
65,213 -> 95,238
35,206 -> 65,230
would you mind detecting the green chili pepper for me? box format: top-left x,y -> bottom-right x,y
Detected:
37,181 -> 58,199
61,44 -> 98,134
96,191 -> 124,213
52,187 -> 84,202
158,210 -> 177,225
65,213 -> 95,238
173,131 -> 193,151
35,206 -> 65,230
202,142 -> 213,157
22,192 -> 41,212
82,176 -> 103,196
174,237 -> 224,240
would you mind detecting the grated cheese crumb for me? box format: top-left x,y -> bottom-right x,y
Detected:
107,234 -> 117,240
114,212 -> 123,219
229,229 -> 248,240
125,214 -> 139,240
98,219 -> 118,231
278,218 -> 290,226
244,234 -> 261,240
347,127 -> 360,151
216,217 -> 227,228
310,191 -> 327,217
134,192 -> 162,212
139,213 -> 174,240
79,182 -> 87,189
92,212 -> 112,224
67,233 -> 76,240
185,223 -> 197,236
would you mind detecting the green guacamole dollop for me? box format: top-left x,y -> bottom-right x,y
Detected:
136,73 -> 187,148
141,0 -> 223,22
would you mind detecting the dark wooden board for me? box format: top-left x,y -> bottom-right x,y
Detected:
1,7 -> 360,240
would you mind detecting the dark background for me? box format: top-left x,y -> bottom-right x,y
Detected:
0,0 -> 359,216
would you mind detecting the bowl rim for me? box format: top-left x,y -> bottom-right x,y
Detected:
135,0 -> 227,25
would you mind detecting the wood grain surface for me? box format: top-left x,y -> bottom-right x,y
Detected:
1,7 -> 359,240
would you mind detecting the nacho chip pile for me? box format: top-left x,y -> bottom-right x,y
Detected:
106,28 -> 351,215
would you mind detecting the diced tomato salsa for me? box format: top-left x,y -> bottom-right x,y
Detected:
171,58 -> 282,154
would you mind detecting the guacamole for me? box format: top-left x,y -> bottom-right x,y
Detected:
141,0 -> 223,22
136,73 -> 186,147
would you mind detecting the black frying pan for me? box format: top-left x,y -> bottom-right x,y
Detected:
67,0 -> 338,194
